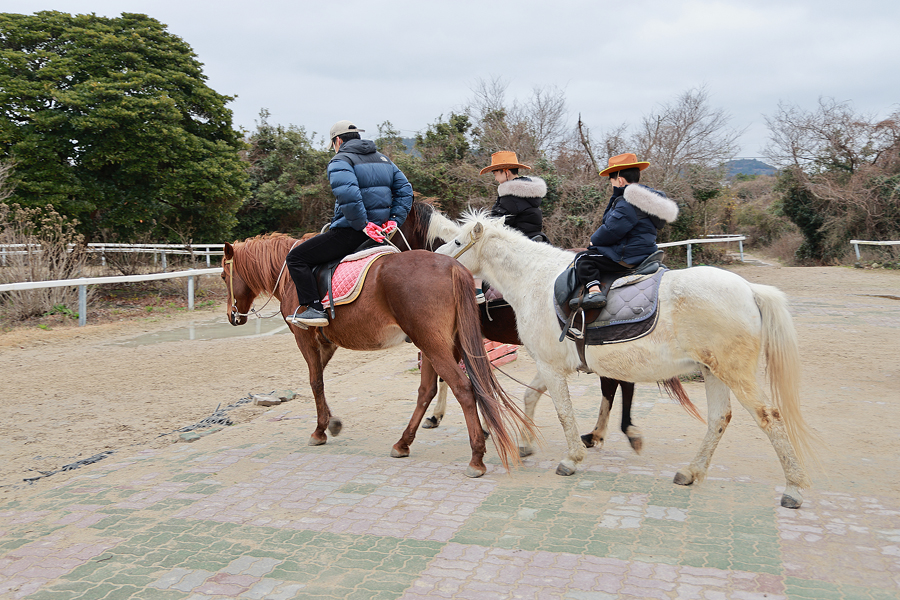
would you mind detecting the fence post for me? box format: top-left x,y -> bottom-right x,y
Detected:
78,285 -> 86,327
686,244 -> 693,268
206,247 -> 211,268
738,239 -> 744,262
854,243 -> 860,261
161,251 -> 167,272
188,272 -> 195,311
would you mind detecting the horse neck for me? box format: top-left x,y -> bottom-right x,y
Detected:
476,228 -> 570,302
235,237 -> 295,299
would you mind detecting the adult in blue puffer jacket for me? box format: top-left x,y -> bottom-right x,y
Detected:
572,153 -> 679,310
285,120 -> 413,327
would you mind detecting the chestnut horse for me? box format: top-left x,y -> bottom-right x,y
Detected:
221,235 -> 536,477
394,200 -> 701,455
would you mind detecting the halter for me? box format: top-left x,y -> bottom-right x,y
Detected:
451,231 -> 477,260
225,240 -> 300,323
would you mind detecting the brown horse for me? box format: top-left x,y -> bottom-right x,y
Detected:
394,199 -> 701,456
221,234 -> 536,477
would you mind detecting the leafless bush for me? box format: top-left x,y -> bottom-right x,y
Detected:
0,203 -> 90,321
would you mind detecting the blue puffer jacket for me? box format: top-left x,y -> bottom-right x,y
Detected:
589,184 -> 679,266
327,139 -> 414,230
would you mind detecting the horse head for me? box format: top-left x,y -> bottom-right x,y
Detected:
435,211 -> 488,272
221,242 -> 256,326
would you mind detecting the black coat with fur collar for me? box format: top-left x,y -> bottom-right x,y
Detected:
489,176 -> 547,238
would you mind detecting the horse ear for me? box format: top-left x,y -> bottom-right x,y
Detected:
473,222 -> 483,238
224,243 -> 234,259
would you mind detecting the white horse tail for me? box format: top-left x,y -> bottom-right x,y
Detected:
751,283 -> 819,468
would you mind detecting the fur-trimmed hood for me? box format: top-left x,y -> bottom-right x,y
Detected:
623,184 -> 679,223
498,176 -> 547,199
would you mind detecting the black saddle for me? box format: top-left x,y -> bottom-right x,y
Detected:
313,237 -> 387,318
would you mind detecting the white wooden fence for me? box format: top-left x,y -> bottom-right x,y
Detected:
0,243 -> 225,270
850,240 -> 900,260
659,235 -> 745,268
0,268 -> 221,326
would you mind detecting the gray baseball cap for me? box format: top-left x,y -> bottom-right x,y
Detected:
329,120 -> 365,141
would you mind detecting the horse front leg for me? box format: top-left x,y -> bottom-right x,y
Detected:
581,377 -> 617,449
519,373 -> 546,457
675,366 -> 730,486
535,361 -> 585,476
422,376 -> 448,429
393,355 -> 439,458
294,329 -> 332,446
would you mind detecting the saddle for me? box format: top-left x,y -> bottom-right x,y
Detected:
553,250 -> 667,367
313,238 -> 397,318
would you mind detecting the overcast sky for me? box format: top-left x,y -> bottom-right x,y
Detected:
4,0 -> 900,160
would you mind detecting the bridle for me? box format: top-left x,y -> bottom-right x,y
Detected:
224,240 -> 300,324
450,230 -> 477,260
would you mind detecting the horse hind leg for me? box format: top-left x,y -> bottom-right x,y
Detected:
675,366 -> 731,486
581,378 -> 615,449
727,374 -> 811,509
619,381 -> 642,453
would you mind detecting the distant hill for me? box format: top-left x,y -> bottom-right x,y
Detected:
724,159 -> 777,178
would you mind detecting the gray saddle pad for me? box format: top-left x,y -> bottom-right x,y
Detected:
555,268 -> 667,344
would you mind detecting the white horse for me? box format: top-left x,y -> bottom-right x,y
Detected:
435,212 -> 819,508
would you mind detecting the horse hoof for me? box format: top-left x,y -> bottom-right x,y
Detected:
628,436 -> 643,454
308,436 -> 326,446
390,446 -> 410,458
465,465 -> 486,478
555,462 -> 576,476
781,493 -> 803,509
519,446 -> 534,458
328,417 -> 342,436
421,416 -> 440,429
673,469 -> 694,486
580,433 -> 596,448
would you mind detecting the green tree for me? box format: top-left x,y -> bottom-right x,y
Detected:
0,11 -> 249,242
236,110 -> 332,239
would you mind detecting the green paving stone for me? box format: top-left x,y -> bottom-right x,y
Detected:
98,584 -> 143,600
866,587 -> 900,600
181,483 -> 220,494
88,515 -> 131,530
785,577 -> 844,599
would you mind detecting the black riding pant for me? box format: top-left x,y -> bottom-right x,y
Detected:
285,227 -> 369,306
573,251 -> 632,288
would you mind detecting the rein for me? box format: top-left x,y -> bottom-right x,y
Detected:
226,239 -> 300,321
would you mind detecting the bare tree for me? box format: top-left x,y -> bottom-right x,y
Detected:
763,100 -> 900,260
633,86 -> 742,191
764,98 -> 898,173
466,77 -> 568,160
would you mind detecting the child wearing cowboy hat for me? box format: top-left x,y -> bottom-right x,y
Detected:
475,151 -> 549,303
572,152 -> 679,310
481,151 -> 548,241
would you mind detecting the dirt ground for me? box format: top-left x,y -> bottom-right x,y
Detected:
1,260 -> 898,506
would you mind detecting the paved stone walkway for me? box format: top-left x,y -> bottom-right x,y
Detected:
1,394 -> 898,599
1,266 -> 898,599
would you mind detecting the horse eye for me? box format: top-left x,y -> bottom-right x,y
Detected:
454,240 -> 461,246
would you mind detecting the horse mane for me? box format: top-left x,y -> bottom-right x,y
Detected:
231,233 -> 300,299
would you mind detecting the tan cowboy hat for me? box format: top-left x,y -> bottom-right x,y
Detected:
479,151 -> 532,175
599,153 -> 650,177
